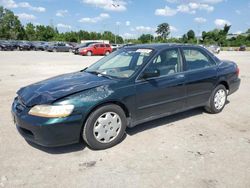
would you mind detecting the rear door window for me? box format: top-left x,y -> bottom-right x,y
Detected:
183,48 -> 215,71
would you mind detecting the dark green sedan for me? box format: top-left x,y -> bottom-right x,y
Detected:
12,44 -> 240,150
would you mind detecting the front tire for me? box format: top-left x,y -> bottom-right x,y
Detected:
87,51 -> 92,56
83,104 -> 127,150
205,85 -> 227,114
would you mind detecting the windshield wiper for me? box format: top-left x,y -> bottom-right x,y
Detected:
86,70 -> 113,79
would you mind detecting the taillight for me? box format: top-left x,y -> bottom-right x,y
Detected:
236,67 -> 240,77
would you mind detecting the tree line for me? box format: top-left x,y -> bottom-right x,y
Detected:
136,23 -> 250,47
1,6 -> 250,46
0,6 -> 123,43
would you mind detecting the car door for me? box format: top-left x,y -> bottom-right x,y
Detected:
93,44 -> 101,55
181,47 -> 217,108
100,44 -> 105,55
135,48 -> 186,122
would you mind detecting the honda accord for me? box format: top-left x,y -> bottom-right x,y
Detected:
12,44 -> 240,150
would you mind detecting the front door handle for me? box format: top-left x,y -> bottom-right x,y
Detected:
175,74 -> 185,79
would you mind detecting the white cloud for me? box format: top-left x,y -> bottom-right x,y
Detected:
122,32 -> 136,39
235,10 -> 241,15
188,3 -> 214,12
79,13 -> 110,23
16,13 -> 36,20
155,6 -> 177,16
57,23 -> 72,29
214,19 -> 231,27
194,17 -> 207,23
135,26 -> 156,33
0,0 -> 17,8
0,0 -> 45,12
170,25 -> 178,32
116,21 -> 121,25
234,31 -> 242,35
56,10 -> 68,17
18,2 -> 46,12
156,2 -> 213,17
125,21 -> 130,26
81,0 -> 126,11
177,4 -> 195,13
166,0 -> 223,4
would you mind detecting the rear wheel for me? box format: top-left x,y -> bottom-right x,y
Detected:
205,85 -> 227,114
83,104 -> 127,150
53,48 -> 57,52
87,51 -> 92,56
105,51 -> 110,56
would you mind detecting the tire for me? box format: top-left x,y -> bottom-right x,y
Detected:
105,51 -> 110,56
83,104 -> 127,150
87,51 -> 92,56
53,48 -> 57,52
205,84 -> 227,114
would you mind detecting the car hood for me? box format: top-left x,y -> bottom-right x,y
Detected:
17,71 -> 115,107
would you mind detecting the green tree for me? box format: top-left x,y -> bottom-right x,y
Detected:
25,23 -> 36,41
187,30 -> 195,40
0,6 -> 25,40
156,23 -> 170,40
138,34 -> 154,43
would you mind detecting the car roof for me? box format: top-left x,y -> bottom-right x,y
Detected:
125,43 -> 204,50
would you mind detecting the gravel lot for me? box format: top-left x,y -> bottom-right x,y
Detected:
0,51 -> 249,188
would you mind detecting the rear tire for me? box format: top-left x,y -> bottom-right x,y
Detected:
53,48 -> 57,52
205,84 -> 227,114
105,51 -> 110,56
83,104 -> 127,150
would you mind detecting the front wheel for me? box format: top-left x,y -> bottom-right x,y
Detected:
83,104 -> 127,150
86,51 -> 92,56
205,85 -> 227,114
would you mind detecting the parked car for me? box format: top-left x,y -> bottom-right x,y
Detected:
32,42 -> 46,51
79,43 -> 112,56
72,42 -> 97,55
239,45 -> 246,51
16,41 -> 33,51
110,44 -> 122,51
0,40 -> 15,51
206,45 -> 221,54
11,44 -> 240,150
46,42 -> 73,52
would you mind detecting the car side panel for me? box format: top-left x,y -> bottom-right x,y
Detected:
184,67 -> 218,107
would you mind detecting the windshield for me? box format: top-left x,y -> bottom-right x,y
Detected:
86,48 -> 154,78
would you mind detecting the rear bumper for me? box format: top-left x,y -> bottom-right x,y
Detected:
12,99 -> 83,147
229,78 -> 241,95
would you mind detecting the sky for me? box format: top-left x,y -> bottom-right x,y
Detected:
0,0 -> 250,39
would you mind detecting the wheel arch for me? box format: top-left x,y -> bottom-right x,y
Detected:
79,100 -> 131,139
218,80 -> 229,91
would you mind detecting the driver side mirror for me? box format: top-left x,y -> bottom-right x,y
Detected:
141,69 -> 160,79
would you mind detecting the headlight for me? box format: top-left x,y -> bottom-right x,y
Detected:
28,105 -> 74,118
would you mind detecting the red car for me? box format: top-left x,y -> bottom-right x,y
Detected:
79,43 -> 112,56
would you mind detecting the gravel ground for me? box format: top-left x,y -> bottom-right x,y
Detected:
0,51 -> 249,188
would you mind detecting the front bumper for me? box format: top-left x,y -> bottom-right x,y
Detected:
11,98 -> 83,147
